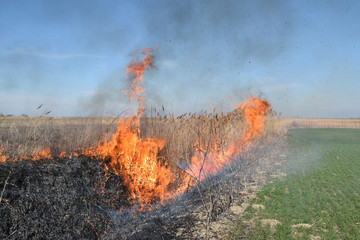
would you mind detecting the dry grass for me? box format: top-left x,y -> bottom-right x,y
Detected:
0,109 -> 283,162
2,115 -> 357,161
0,112 -> 284,239
278,118 -> 360,129
0,116 -> 117,159
140,109 -> 248,165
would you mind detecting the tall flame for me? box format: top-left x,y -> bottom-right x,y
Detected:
187,96 -> 271,180
83,49 -> 184,209
82,49 -> 272,209
124,48 -> 155,121
227,96 -> 271,158
1,48 -> 272,211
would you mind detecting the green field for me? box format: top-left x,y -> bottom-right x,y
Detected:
230,129 -> 360,239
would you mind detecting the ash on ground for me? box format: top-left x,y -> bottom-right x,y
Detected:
0,157 -> 127,240
0,135 -> 287,240
104,135 -> 288,240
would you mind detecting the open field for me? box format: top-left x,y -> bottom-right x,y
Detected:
279,118 -> 360,129
1,116 -> 359,239
0,111 -> 251,162
230,128 -> 360,239
1,116 -> 358,160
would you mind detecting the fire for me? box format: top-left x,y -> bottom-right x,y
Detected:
237,96 -> 271,148
124,48 -> 155,120
187,96 -> 271,180
82,49 -> 188,209
83,48 -> 271,209
31,146 -> 52,161
0,47 -> 272,211
85,120 -> 177,207
226,96 -> 271,158
0,145 -> 52,162
0,144 -> 7,163
59,151 -> 67,158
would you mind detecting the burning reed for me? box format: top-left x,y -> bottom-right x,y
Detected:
0,48 -> 277,213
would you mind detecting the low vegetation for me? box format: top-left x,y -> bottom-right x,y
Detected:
279,118 -> 360,129
230,129 -> 360,239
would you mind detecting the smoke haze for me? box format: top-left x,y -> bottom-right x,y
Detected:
1,0 -> 360,117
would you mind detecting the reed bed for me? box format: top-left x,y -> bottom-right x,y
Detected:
0,109 -> 282,162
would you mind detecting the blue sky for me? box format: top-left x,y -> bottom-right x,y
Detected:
0,0 -> 359,117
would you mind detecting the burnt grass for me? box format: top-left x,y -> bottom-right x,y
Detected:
0,157 -> 128,240
0,136 -> 286,240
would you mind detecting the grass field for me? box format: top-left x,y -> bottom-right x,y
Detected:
230,129 -> 360,239
278,118 -> 360,129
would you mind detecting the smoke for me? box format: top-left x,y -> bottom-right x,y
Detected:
1,0 -> 297,116
77,69 -> 133,116
138,0 -> 295,112
142,0 -> 294,64
78,0 -> 296,116
0,0 -> 135,116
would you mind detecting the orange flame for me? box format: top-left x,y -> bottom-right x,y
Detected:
124,48 -> 155,120
0,144 -> 7,163
85,119 -> 177,207
59,151 -> 67,158
0,48 -> 272,212
227,96 -> 271,158
82,49 -> 188,210
0,145 -> 52,162
81,48 -> 272,210
188,96 -> 271,180
31,146 -> 52,161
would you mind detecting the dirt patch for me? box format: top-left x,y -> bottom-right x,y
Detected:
261,219 -> 281,232
270,172 -> 287,178
310,235 -> 322,240
292,223 -> 313,228
252,204 -> 265,210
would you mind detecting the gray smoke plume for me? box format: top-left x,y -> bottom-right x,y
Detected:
140,0 -> 295,113
78,0 -> 296,115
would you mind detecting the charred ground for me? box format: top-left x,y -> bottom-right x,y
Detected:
0,156 -> 127,239
0,107 -> 285,239
0,119 -> 286,239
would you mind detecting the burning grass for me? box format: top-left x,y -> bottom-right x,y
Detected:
0,48 -> 285,239
0,112 -> 284,239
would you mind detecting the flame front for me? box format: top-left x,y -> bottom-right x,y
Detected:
227,96 -> 271,158
83,49 -> 184,209
31,146 -> 52,161
188,96 -> 271,180
1,48 -> 273,211
76,49 -> 272,209
85,46 -> 270,210
89,120 -> 174,206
